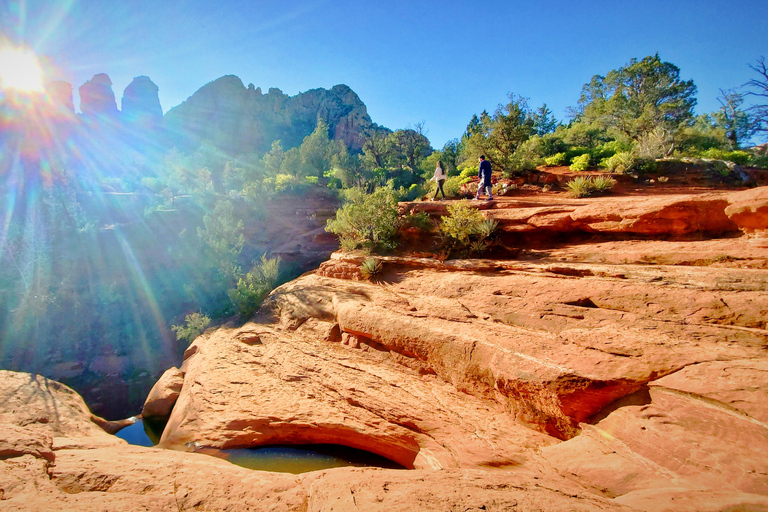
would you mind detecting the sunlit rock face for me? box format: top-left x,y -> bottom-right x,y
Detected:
79,73 -> 119,119
121,75 -> 163,130
164,75 -> 386,154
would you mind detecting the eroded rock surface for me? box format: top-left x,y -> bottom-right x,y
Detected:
0,370 -> 624,511
151,236 -> 768,510
5,186 -> 768,511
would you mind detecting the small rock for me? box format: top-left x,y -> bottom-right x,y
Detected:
236,332 -> 262,345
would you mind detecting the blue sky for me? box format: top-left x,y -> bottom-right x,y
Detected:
4,0 -> 768,148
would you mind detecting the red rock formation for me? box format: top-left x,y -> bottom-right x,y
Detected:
78,73 -> 119,118
0,369 -> 623,511
725,186 -> 768,240
141,366 -> 183,418
405,189 -> 752,236
121,75 -> 163,130
164,75 -> 386,154
5,186 -> 768,511
46,80 -> 74,113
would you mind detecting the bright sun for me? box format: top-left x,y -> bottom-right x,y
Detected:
0,48 -> 45,93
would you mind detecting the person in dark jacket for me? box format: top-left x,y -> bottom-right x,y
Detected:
474,155 -> 493,201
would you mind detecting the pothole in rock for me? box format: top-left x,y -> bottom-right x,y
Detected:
216,444 -> 406,474
115,422 -> 405,473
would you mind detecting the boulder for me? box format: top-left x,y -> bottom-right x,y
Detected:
141,366 -> 184,419
158,321 -> 556,470
725,186 -> 768,239
0,370 -> 121,443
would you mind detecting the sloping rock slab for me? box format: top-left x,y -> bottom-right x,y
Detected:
159,322 -> 556,470
541,386 -> 768,499
649,359 -> 768,423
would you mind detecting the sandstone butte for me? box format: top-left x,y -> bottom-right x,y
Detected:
2,184 -> 768,512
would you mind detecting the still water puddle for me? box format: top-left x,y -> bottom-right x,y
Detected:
115,418 -> 163,446
116,420 -> 404,473
221,445 -> 404,474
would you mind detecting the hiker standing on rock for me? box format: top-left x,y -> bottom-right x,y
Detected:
431,160 -> 447,201
475,155 -> 493,201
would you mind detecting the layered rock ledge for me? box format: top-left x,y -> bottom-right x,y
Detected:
153,239 -> 768,510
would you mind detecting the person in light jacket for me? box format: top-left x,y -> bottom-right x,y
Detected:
475,155 -> 493,201
431,160 -> 447,200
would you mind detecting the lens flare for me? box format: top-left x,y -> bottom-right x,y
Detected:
0,47 -> 45,92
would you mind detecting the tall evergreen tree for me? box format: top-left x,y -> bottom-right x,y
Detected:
577,54 -> 697,147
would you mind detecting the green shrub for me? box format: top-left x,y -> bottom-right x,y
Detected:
634,158 -> 658,174
228,255 -> 281,317
701,149 -> 752,166
564,147 -> 589,163
591,175 -> 618,193
507,139 -> 544,176
600,140 -> 634,154
566,177 -> 591,197
507,146 -> 541,175
397,183 -> 427,202
544,152 -> 566,166
439,200 -> 486,246
602,151 -> 636,173
751,156 -> 768,169
442,176 -> 464,197
569,153 -> 591,172
716,165 -> 732,178
403,211 -> 433,232
360,258 -> 383,281
457,166 -> 478,185
588,146 -> 615,163
325,186 -> 400,252
171,312 -> 211,344
601,152 -> 658,174
438,201 -> 498,256
476,218 -> 499,239
469,239 -> 490,254
566,176 -> 617,198
263,173 -> 310,193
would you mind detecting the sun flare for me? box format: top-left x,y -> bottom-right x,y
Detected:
0,48 -> 45,93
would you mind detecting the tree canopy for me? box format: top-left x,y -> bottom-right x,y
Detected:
462,95 -> 535,175
576,53 -> 697,147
